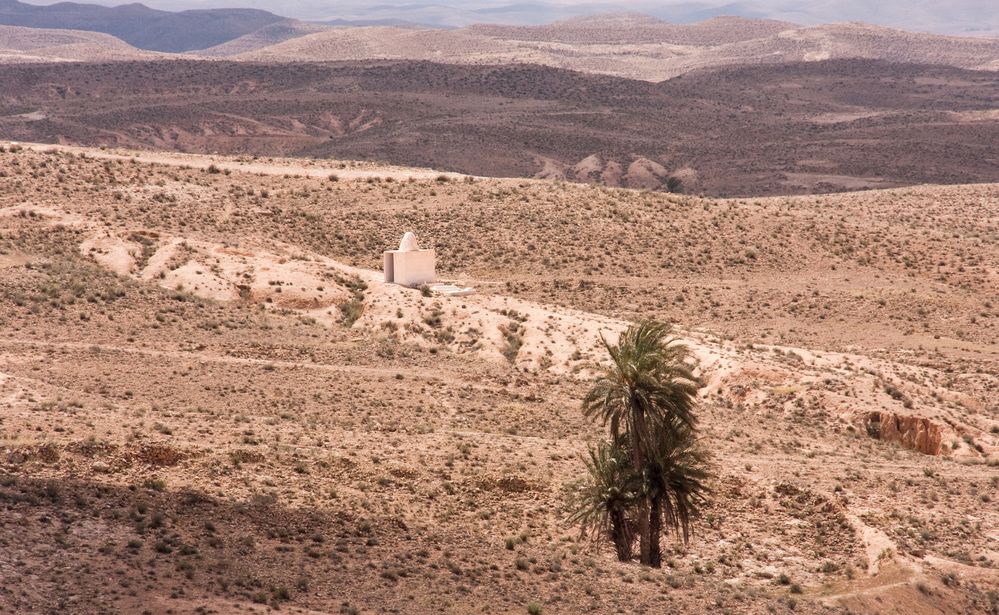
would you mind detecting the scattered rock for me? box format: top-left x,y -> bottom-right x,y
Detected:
864,412 -> 943,455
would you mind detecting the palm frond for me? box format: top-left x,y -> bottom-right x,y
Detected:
582,320 -> 702,455
643,425 -> 711,545
566,440 -> 639,539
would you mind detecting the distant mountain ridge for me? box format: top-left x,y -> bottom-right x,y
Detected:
0,0 -> 284,51
1,2 -> 997,79
7,0 -> 997,37
162,0 -> 996,37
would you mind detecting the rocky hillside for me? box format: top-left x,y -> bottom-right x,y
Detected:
1,59 -> 997,196
0,142 -> 995,613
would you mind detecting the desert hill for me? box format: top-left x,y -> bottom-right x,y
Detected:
229,25 -> 532,64
191,19 -> 330,57
2,59 -> 997,196
0,142 -> 995,613
0,11 -> 996,83
0,0 -> 285,52
465,13 -> 798,45
0,23 -> 161,62
664,21 -> 999,75
223,20 -> 693,82
224,15 -> 999,81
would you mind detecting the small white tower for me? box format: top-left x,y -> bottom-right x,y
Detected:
383,232 -> 436,287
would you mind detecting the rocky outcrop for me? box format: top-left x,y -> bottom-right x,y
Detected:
865,412 -> 943,455
550,154 -> 677,190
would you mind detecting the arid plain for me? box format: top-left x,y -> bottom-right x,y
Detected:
0,142 -> 996,614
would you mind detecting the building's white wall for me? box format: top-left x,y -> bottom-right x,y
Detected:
386,249 -> 435,286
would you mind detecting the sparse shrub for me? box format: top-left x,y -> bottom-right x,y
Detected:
144,478 -> 166,492
340,299 -> 364,327
499,321 -> 523,364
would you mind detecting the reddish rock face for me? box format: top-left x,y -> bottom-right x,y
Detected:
865,412 -> 943,455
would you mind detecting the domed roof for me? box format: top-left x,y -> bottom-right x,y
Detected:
399,232 -> 420,252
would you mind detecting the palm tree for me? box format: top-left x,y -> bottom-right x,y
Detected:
567,440 -> 639,561
582,320 -> 701,566
641,421 -> 710,567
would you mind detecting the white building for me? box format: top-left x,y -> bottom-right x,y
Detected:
383,232 -> 436,287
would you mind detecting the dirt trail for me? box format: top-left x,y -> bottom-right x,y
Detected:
7,141 -> 472,182
0,338 -> 473,385
817,561 -> 920,606
812,512 -> 923,608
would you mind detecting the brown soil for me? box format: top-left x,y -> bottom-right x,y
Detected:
0,144 -> 995,614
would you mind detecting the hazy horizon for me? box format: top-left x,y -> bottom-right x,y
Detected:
11,0 -> 999,36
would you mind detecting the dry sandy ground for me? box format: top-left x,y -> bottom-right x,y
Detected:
12,142 -> 471,182
0,144 -> 996,614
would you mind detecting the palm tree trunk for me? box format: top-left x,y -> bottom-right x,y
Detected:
638,501 -> 651,564
610,508 -> 631,561
630,401 -> 651,565
648,495 -> 663,568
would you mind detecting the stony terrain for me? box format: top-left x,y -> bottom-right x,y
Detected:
2,58 -> 998,196
0,143 -> 996,614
